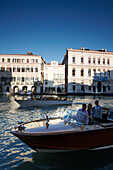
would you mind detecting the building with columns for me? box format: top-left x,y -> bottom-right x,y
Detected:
43,61 -> 65,94
62,47 -> 113,94
0,52 -> 45,94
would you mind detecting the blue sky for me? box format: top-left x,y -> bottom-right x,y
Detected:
0,0 -> 113,63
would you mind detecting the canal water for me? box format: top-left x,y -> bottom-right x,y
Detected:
1,95 -> 113,169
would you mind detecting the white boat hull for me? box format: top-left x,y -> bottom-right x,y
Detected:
15,99 -> 72,107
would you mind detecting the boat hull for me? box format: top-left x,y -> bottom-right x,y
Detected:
12,126 -> 113,152
15,99 -> 72,107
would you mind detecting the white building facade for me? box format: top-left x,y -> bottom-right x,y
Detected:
0,52 -> 45,94
62,47 -> 113,94
43,61 -> 65,94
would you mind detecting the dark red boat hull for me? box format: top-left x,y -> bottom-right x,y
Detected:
12,127 -> 113,151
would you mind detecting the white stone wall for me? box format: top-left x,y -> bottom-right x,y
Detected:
64,48 -> 113,94
43,61 -> 65,93
0,54 -> 44,94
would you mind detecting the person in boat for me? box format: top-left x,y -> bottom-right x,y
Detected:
92,100 -> 102,122
76,104 -> 89,125
87,103 -> 93,124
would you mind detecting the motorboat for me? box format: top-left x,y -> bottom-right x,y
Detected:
11,107 -> 113,153
14,96 -> 73,107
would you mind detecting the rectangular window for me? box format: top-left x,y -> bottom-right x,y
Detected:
98,58 -> 100,64
27,59 -> 29,63
26,68 -> 30,72
1,67 -> 5,72
22,59 -> 25,63
107,59 -> 109,65
17,77 -> 20,82
93,58 -> 95,64
6,67 -> 11,72
13,58 -> 16,63
17,59 -> 21,63
2,58 -> 5,62
35,68 -> 38,72
72,57 -> 75,63
88,58 -> 91,64
13,77 -> 16,82
22,77 -> 24,82
31,59 -> 34,63
22,68 -> 25,72
7,58 -> 10,62
81,58 -> 84,63
13,67 -> 16,72
17,68 -> 20,72
103,59 -> 105,64
31,68 -> 33,72
36,59 -> 38,63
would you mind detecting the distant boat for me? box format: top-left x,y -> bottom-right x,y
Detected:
14,96 -> 73,107
11,107 -> 113,152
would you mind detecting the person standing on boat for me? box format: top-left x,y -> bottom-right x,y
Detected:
76,104 -> 89,125
87,103 -> 93,124
93,100 -> 102,122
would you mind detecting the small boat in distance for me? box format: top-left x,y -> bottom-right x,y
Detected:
14,96 -> 73,107
11,107 -> 113,152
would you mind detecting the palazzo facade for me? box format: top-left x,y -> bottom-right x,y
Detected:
43,61 -> 65,94
62,47 -> 113,94
0,52 -> 45,94
0,47 -> 113,95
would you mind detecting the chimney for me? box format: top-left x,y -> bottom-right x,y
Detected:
83,47 -> 85,50
105,48 -> 107,52
80,47 -> 82,50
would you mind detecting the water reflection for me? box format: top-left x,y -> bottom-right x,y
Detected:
1,95 -> 113,169
17,148 -> 113,170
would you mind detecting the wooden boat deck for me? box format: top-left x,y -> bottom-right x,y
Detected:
13,118 -> 107,136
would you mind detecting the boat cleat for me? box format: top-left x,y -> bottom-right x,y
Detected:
17,121 -> 26,131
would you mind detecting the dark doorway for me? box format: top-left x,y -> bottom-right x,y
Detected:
6,87 -> 10,92
93,86 -> 95,93
0,86 -> 2,92
73,85 -> 75,93
98,81 -> 101,92
103,86 -> 106,93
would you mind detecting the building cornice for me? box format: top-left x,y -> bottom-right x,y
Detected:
67,48 -> 113,55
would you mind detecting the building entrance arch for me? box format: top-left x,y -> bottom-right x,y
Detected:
13,86 -> 19,93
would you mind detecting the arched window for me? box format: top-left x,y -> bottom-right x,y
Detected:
81,68 -> 84,76
93,58 -> 95,64
103,59 -> 105,64
72,68 -> 75,76
88,58 -> 91,64
88,68 -> 91,76
98,69 -> 101,76
93,69 -> 96,76
17,67 -> 20,72
107,70 -> 110,77
98,58 -> 100,64
22,67 -> 25,72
